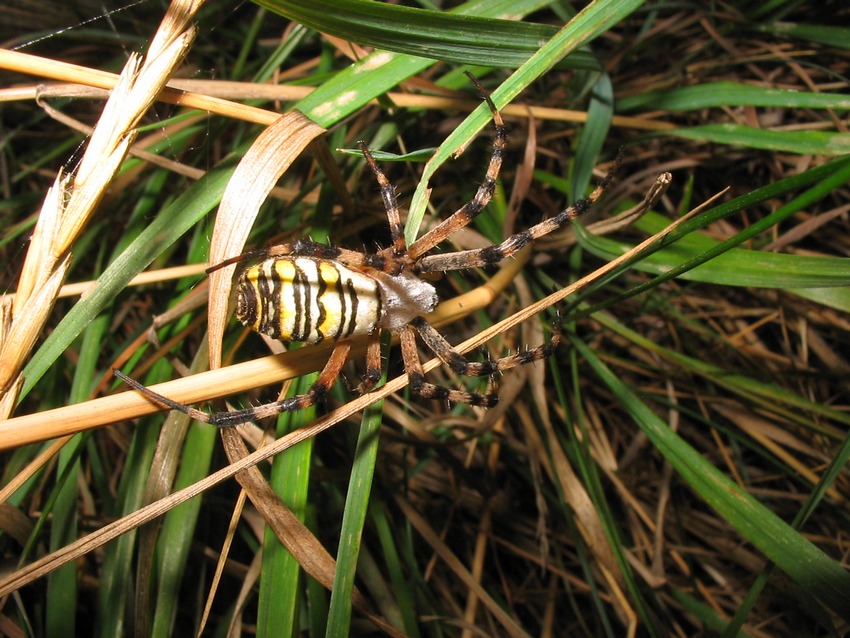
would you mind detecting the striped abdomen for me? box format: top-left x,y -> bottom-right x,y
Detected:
235,257 -> 382,344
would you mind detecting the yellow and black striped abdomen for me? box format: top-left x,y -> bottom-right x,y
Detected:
235,256 -> 383,344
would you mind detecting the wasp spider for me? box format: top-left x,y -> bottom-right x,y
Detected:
116,85 -> 620,428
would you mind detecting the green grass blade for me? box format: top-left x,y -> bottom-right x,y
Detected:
252,0 -> 601,70
571,72 -> 613,197
45,315 -> 110,637
96,426 -> 161,636
667,588 -> 753,637
257,375 -> 317,638
45,444 -> 81,638
406,0 -> 646,240
759,21 -> 850,48
577,154 -> 850,313
294,0 -> 563,128
666,124 -> 850,155
587,211 -> 850,288
554,350 -> 661,635
19,167 -> 232,400
150,423 -> 217,637
326,393 -> 384,635
370,502 -> 420,636
617,81 -> 850,112
571,335 -> 850,622
790,285 -> 850,312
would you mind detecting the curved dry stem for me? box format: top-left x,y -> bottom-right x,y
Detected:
206,111 -> 327,369
1,49 -> 675,132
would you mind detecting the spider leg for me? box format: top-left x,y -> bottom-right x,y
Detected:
407,83 -> 506,261
206,240 -> 370,274
412,315 -> 560,377
416,151 -> 623,273
400,325 -> 497,408
354,332 -> 383,394
359,141 -> 407,258
115,341 -> 352,428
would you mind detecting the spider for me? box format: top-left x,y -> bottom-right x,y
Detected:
116,83 -> 620,428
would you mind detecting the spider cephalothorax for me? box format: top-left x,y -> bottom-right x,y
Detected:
117,84 -> 619,428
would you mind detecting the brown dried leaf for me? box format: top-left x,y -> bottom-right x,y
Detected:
207,111 -> 326,368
